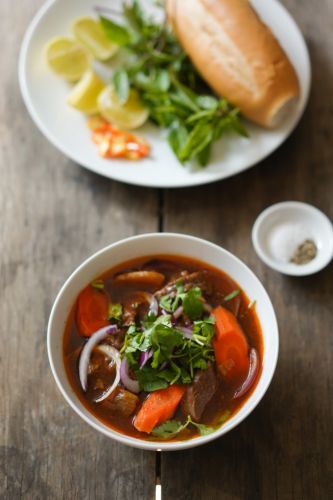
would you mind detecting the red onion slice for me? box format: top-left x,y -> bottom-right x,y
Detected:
233,348 -> 259,399
79,325 -> 118,392
120,358 -> 140,393
173,306 -> 183,319
94,345 -> 121,403
139,349 -> 153,368
148,294 -> 159,316
178,326 -> 193,339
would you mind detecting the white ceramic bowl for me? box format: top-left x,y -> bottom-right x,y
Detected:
47,233 -> 279,451
252,201 -> 333,276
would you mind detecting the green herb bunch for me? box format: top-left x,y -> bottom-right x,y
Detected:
99,0 -> 248,166
121,282 -> 215,392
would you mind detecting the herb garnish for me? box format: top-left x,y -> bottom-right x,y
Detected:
152,411 -> 231,439
152,415 -> 215,438
224,290 -> 240,302
108,303 -> 123,321
121,285 -> 215,391
99,0 -> 248,166
91,279 -> 104,290
159,282 -> 204,319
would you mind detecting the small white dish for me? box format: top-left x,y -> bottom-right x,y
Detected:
19,0 -> 311,188
47,233 -> 279,451
252,202 -> 333,276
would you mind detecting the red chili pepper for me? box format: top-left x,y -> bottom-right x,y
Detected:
88,117 -> 150,160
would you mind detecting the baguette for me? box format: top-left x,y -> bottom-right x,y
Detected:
166,0 -> 300,128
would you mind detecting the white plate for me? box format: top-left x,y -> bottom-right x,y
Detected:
19,0 -> 311,188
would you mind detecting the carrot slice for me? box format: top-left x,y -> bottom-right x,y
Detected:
134,385 -> 186,434
212,306 -> 250,382
76,285 -> 109,337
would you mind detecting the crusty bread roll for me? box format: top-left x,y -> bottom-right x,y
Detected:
166,0 -> 300,128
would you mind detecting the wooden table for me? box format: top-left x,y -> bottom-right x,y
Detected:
1,1 -> 332,498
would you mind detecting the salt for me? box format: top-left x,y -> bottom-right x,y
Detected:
268,223 -> 310,263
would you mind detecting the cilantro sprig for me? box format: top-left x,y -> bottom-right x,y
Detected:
151,411 -> 231,439
99,0 -> 248,166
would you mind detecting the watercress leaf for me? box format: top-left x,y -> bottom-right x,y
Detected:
182,288 -> 204,320
113,69 -> 129,104
100,16 -> 132,46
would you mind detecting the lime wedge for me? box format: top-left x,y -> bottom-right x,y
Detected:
45,36 -> 91,82
72,16 -> 119,61
98,86 -> 149,130
67,71 -> 105,114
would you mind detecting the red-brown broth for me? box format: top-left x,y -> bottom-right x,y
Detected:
63,255 -> 263,441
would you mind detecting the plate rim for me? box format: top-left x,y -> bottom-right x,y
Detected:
18,0 -> 312,189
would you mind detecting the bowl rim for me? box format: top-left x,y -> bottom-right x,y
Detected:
252,201 -> 333,276
47,232 -> 279,451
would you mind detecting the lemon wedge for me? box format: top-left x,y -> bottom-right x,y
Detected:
72,16 -> 119,61
97,86 -> 149,130
67,71 -> 105,114
45,36 -> 91,82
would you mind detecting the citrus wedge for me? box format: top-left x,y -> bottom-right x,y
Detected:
67,71 -> 105,114
45,36 -> 91,82
97,86 -> 149,130
72,16 -> 119,61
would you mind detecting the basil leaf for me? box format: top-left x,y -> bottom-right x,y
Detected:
168,123 -> 188,158
113,69 -> 130,104
100,16 -> 132,46
197,142 -> 211,167
179,122 -> 214,163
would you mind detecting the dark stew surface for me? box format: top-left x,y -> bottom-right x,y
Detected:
63,255 -> 263,442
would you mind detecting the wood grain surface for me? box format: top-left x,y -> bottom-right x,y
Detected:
1,0 -> 332,499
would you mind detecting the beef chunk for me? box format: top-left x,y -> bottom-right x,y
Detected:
104,330 -> 126,350
181,363 -> 218,421
102,388 -> 139,417
155,270 -> 213,298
